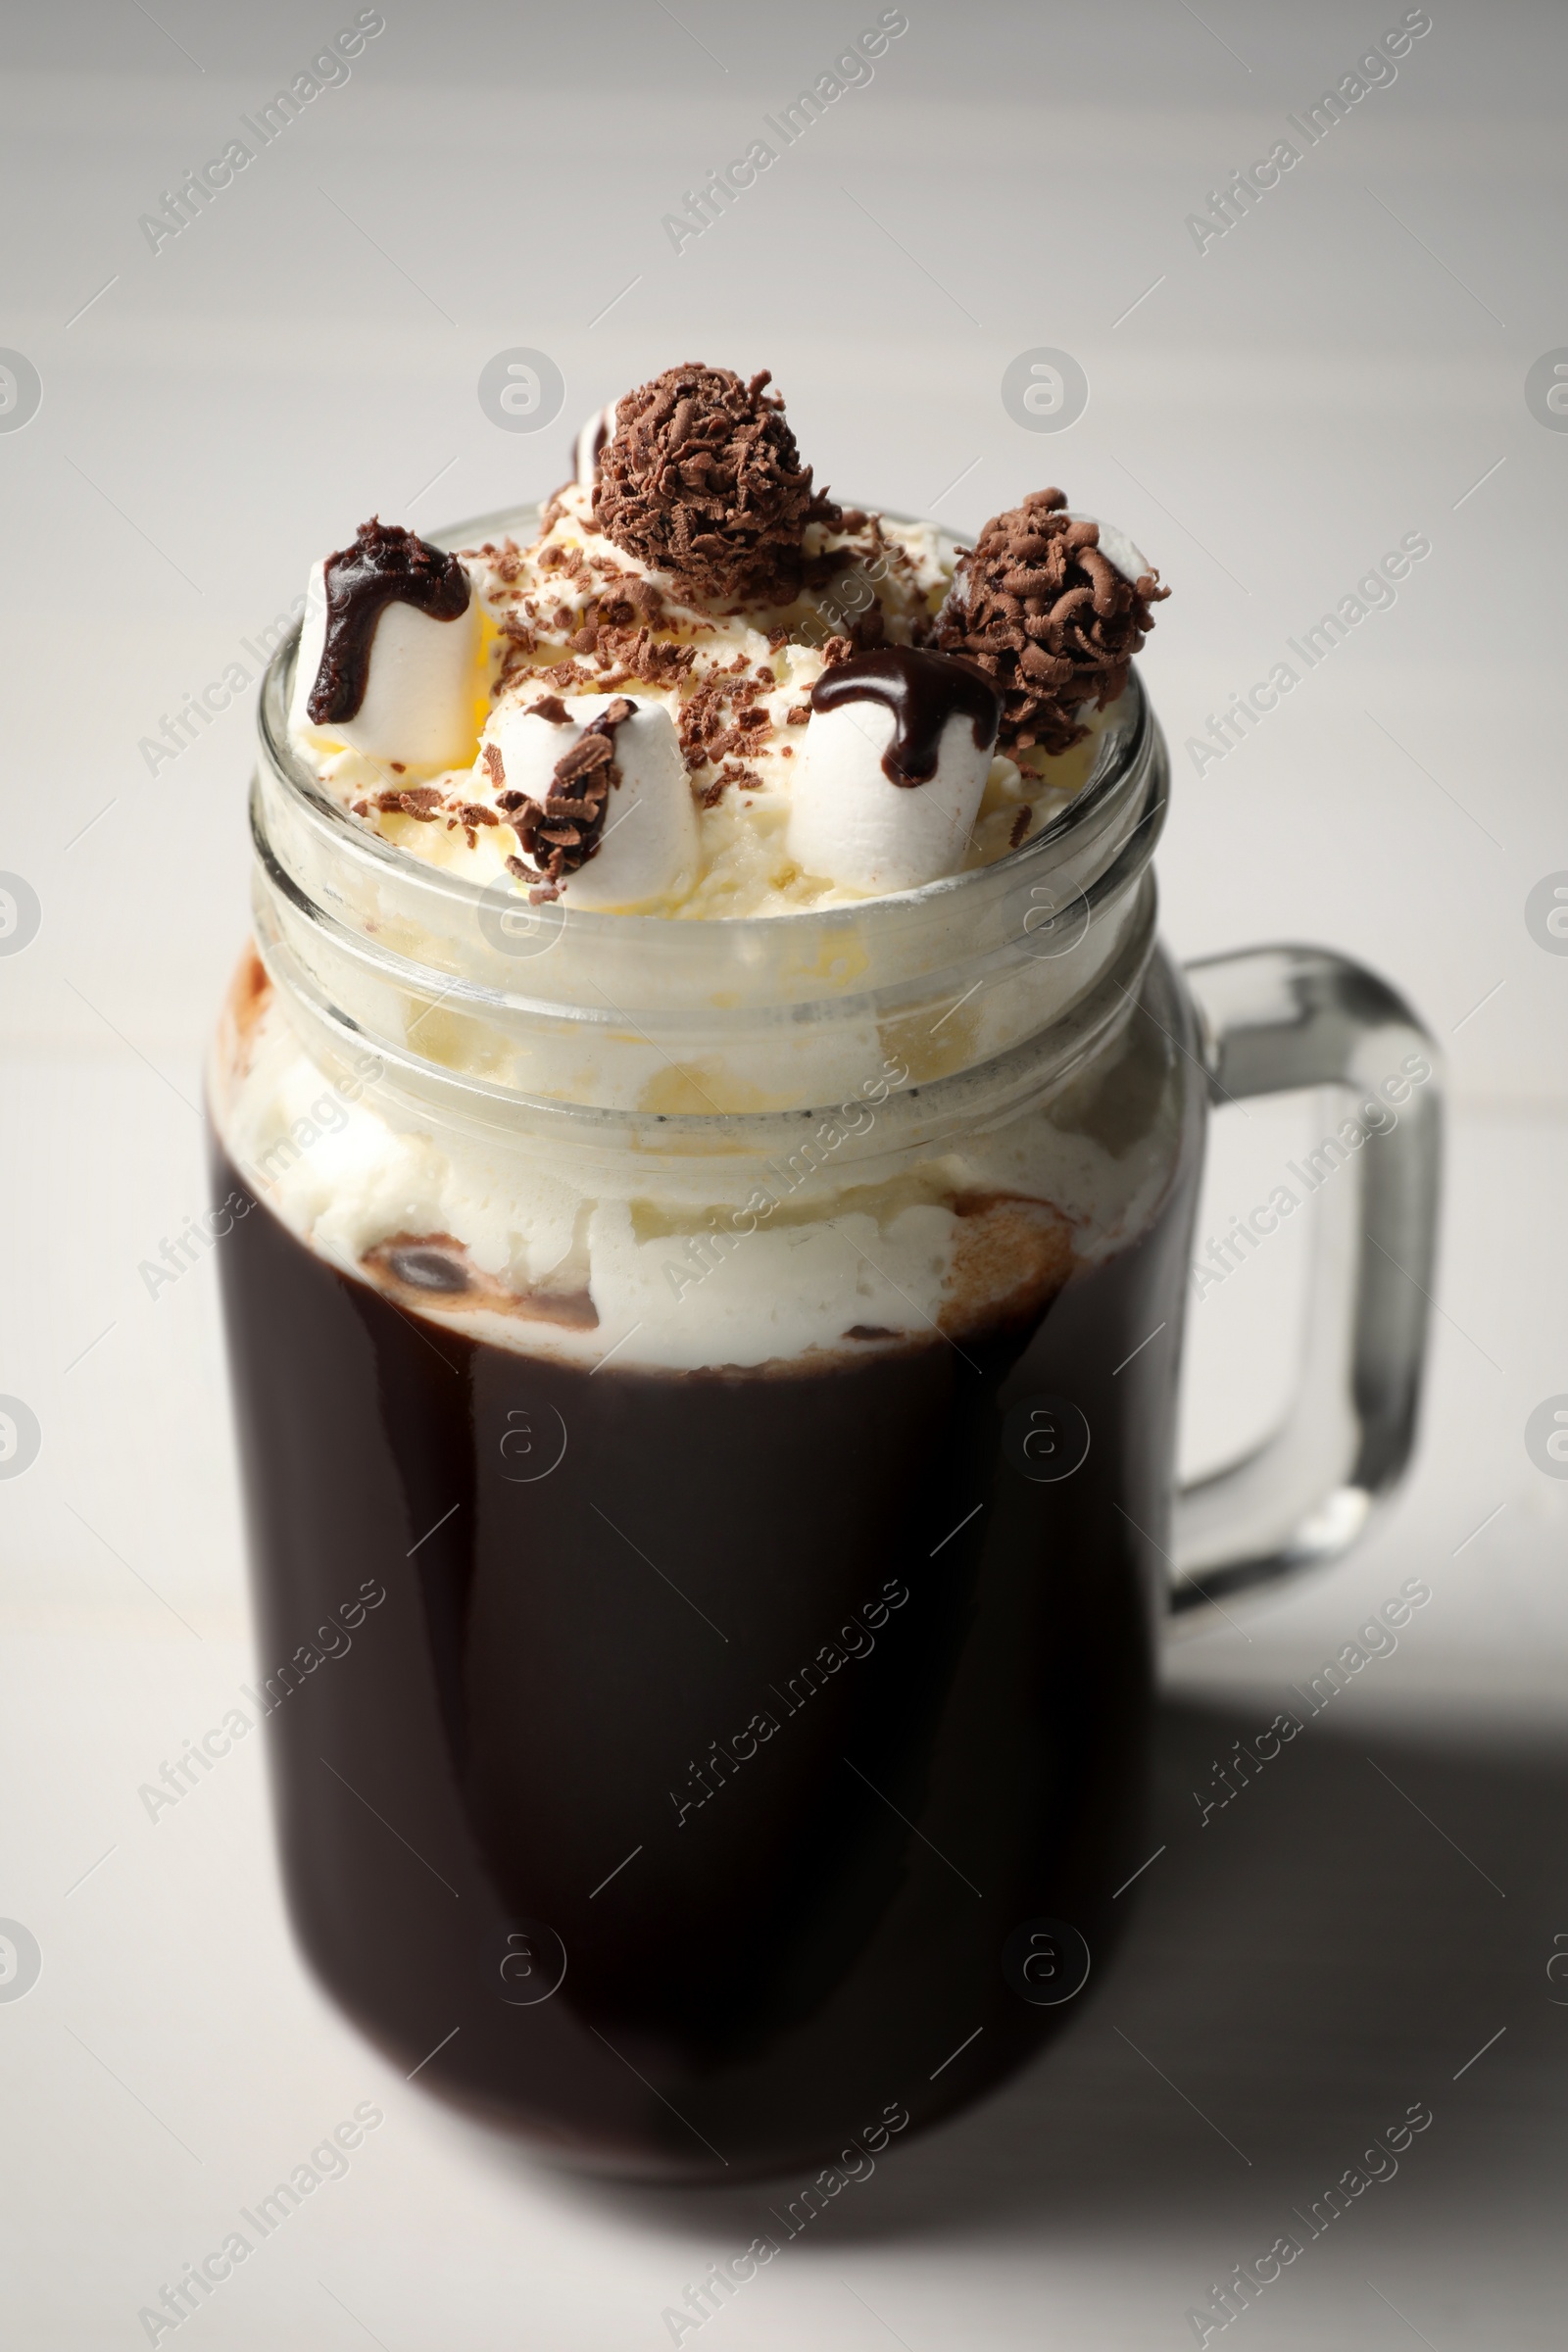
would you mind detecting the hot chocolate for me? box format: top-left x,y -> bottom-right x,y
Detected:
214,359 -> 1199,2175
213,952 -> 1200,2178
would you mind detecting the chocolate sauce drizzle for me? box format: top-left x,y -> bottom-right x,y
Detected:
383,1245 -> 470,1294
809,647 -> 1002,787
306,517 -> 470,726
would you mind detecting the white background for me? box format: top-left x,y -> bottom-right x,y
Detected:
2,3 -> 1565,2345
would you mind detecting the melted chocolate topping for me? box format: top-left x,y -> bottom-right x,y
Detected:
809,647 -> 1002,788
385,1245 -> 470,1294
306,517 -> 470,726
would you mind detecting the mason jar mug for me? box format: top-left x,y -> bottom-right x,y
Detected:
209,504 -> 1443,2180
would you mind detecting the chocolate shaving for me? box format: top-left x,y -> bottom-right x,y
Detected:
700,760 -> 763,808
1008,807 -> 1032,850
553,732 -> 615,782
374,786 -> 443,821
506,853 -> 555,905
590,624 -> 696,690
932,489 -> 1168,755
674,668 -> 773,774
508,697 -> 636,898
594,363 -> 838,606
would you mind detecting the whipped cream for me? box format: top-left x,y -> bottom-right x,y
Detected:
287,483 -> 1112,918
213,955 -> 1180,1375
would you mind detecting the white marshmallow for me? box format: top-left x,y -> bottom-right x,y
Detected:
574,402 -> 619,491
483,693 -> 700,910
787,700 -> 993,897
290,557 -> 484,775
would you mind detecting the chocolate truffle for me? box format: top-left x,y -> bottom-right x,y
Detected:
932,489 -> 1168,756
594,363 -> 838,606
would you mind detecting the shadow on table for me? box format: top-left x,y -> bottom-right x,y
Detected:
499,1692 -> 1568,2250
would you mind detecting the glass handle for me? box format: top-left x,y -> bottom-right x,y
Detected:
1171,947 -> 1444,1615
